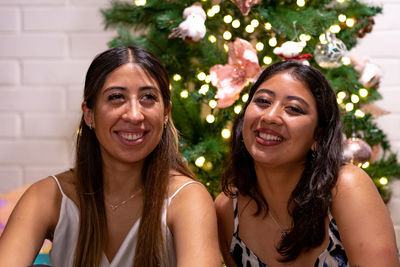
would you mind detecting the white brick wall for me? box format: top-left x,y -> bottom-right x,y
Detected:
0,0 -> 399,245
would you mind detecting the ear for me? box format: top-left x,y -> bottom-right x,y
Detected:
82,101 -> 95,129
164,101 -> 172,123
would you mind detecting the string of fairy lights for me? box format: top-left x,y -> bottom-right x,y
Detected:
131,0 -> 389,186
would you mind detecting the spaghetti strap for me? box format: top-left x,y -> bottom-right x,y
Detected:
51,175 -> 66,197
170,181 -> 203,200
232,197 -> 239,235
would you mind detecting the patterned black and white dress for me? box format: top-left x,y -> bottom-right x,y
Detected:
230,197 -> 349,267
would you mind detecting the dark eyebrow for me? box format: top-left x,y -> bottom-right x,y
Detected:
254,88 -> 310,107
103,85 -> 159,95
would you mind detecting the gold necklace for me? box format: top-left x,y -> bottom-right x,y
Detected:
268,211 -> 289,239
106,188 -> 142,211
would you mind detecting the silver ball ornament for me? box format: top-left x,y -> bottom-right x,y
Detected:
343,137 -> 372,165
314,33 -> 348,69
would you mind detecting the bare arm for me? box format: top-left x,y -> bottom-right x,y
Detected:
332,164 -> 400,267
0,177 -> 60,266
168,180 -> 221,267
215,193 -> 237,267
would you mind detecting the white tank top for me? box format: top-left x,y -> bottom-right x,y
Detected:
49,175 -> 201,267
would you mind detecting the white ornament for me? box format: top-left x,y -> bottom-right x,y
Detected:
273,41 -> 306,58
169,2 -> 206,42
350,54 -> 383,89
314,33 -> 347,69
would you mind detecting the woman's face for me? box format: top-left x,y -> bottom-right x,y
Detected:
83,63 -> 169,168
242,71 -> 318,168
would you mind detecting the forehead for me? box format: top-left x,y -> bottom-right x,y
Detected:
103,63 -> 159,90
255,72 -> 315,101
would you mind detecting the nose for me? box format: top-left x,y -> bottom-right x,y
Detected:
261,103 -> 283,125
122,100 -> 144,123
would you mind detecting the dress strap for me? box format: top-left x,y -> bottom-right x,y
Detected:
51,175 -> 66,197
232,197 -> 239,235
170,181 -> 203,200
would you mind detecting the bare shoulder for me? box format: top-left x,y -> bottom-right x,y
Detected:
167,171 -> 208,199
215,192 -> 232,215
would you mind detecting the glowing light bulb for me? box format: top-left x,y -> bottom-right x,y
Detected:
173,74 -> 181,81
361,161 -> 370,169
207,9 -> 215,17
206,114 -> 215,123
203,161 -> 213,171
197,72 -> 206,81
319,33 -> 328,44
299,34 -> 308,42
297,0 -> 305,7
329,24 -> 341,33
379,177 -> 388,185
346,18 -> 355,28
234,105 -> 242,114
245,25 -> 255,33
134,0 -> 146,6
224,15 -> 233,23
338,14 -> 347,22
221,128 -> 231,139
209,100 -> 217,109
359,88 -> 368,97
208,35 -> 217,43
337,98 -> 343,104
255,42 -> 264,51
337,0 -> 345,3
345,103 -> 354,111
354,109 -> 365,118
263,56 -> 272,65
180,90 -> 189,98
195,156 -> 205,167
232,19 -> 240,28
205,75 -> 212,83
268,37 -> 277,47
199,84 -> 209,95
242,93 -> 249,102
341,56 -> 351,65
264,22 -> 272,30
211,5 -> 220,14
223,31 -> 232,40
224,43 -> 229,52
337,91 -> 346,99
351,94 -> 360,103
251,19 -> 259,27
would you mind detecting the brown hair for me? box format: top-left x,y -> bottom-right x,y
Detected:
74,46 -> 194,266
221,60 -> 343,262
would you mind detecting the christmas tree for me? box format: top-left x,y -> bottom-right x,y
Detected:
101,0 -> 400,200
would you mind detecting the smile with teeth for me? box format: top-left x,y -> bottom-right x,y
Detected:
258,132 -> 283,141
119,132 -> 144,141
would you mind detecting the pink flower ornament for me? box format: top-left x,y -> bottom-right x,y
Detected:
210,38 -> 260,108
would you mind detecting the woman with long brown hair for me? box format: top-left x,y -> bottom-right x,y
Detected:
0,45 -> 220,267
215,60 -> 399,267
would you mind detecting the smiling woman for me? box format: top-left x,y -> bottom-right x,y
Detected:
215,60 -> 400,267
0,46 -> 221,267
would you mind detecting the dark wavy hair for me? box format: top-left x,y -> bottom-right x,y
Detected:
74,46 -> 194,267
221,60 -> 343,262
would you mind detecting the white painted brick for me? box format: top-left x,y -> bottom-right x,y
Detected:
0,140 -> 69,165
388,198 -> 400,224
352,31 -> 400,58
376,114 -> 400,142
67,86 -> 83,111
390,180 -> 400,198
0,88 -> 65,112
0,61 -> 19,85
70,33 -> 113,58
0,34 -> 66,58
23,60 -> 89,85
23,7 -> 105,31
371,59 -> 400,87
0,167 -> 23,193
0,114 -> 20,137
23,112 -> 80,138
0,0 -> 63,5
373,4 -> 400,31
24,165 -> 71,185
0,8 -> 19,31
375,88 -> 400,113
70,0 -> 109,6
394,225 -> 400,249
